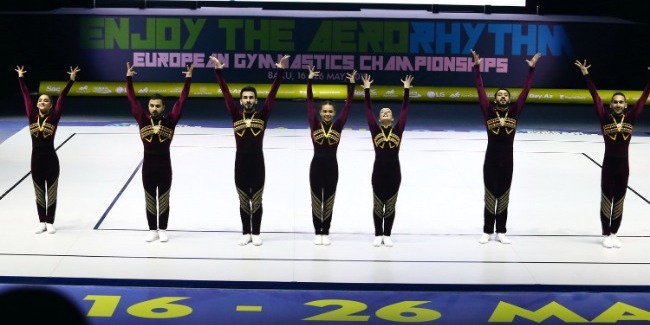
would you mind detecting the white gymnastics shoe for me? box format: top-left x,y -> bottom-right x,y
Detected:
602,235 -> 613,248
145,230 -> 159,242
34,223 -> 46,234
496,233 -> 510,244
383,236 -> 394,247
373,236 -> 383,247
45,223 -> 57,234
238,234 -> 252,246
158,230 -> 168,242
321,235 -> 331,246
478,233 -> 491,244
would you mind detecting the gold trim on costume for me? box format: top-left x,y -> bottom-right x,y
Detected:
484,187 -> 496,215
311,191 -> 323,221
29,115 -> 56,138
251,187 -> 264,214
373,127 -> 400,148
323,194 -> 336,221
495,188 -> 510,214
603,115 -> 633,141
373,192 -> 398,218
373,193 -> 384,217
484,187 -> 510,214
384,192 -> 398,217
236,187 -> 264,215
312,190 -> 336,222
33,180 -> 46,208
234,112 -> 265,137
612,194 -> 625,220
236,187 -> 251,215
313,123 -> 341,145
159,188 -> 170,215
600,192 -> 612,219
141,119 -> 174,143
145,190 -> 157,215
46,178 -> 58,208
486,111 -> 517,135
31,178 -> 58,214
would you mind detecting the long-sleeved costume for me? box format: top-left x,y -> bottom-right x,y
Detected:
126,76 -> 191,231
474,65 -> 535,234
214,70 -> 283,235
307,80 -> 355,235
584,74 -> 650,235
364,87 -> 409,236
19,77 -> 74,224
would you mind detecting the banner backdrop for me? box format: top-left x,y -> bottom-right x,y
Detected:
36,81 -> 650,105
3,10 -> 650,101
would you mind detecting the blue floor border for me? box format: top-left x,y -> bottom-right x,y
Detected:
2,277 -> 650,324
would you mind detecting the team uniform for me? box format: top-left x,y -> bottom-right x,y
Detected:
364,87 -> 410,237
583,74 -> 650,236
19,76 -> 74,227
307,80 -> 355,236
126,76 -> 192,231
474,65 -> 535,235
214,69 -> 283,236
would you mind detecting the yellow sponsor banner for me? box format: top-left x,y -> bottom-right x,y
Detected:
39,81 -> 650,105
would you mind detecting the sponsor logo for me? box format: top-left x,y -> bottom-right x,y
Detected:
529,93 -> 554,99
383,89 -> 398,98
559,94 -> 587,100
93,86 -> 112,94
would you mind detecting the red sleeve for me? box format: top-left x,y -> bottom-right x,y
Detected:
335,83 -> 355,129
126,76 -> 147,124
261,69 -> 284,117
214,70 -> 238,117
18,77 -> 34,119
395,88 -> 410,131
473,65 -> 491,119
51,79 -> 74,120
307,79 -> 318,130
168,77 -> 192,124
584,75 -> 607,122
364,88 -> 379,134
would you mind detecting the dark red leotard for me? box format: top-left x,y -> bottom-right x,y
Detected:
473,65 -> 535,234
584,74 -> 650,235
307,80 -> 354,235
364,87 -> 409,237
19,77 -> 74,224
214,69 -> 283,235
126,76 -> 191,231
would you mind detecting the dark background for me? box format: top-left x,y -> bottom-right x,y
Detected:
1,0 -> 648,24
1,0 -> 648,134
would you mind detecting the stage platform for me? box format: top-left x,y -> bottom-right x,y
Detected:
1,116 -> 650,324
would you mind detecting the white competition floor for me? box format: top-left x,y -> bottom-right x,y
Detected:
2,124 -> 650,287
